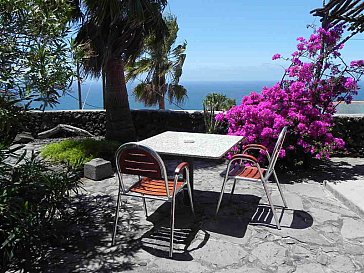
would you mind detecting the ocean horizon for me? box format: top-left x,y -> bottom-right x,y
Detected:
43,80 -> 364,114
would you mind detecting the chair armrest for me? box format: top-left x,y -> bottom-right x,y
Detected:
174,162 -> 189,175
242,144 -> 269,153
242,144 -> 271,162
231,154 -> 258,163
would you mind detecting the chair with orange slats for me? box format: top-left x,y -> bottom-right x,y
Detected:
215,127 -> 288,229
111,142 -> 194,258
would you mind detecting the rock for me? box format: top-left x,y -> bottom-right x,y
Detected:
188,239 -> 247,267
294,263 -> 325,273
13,132 -> 34,144
328,255 -> 356,273
316,252 -> 329,265
8,143 -> 25,153
214,267 -> 265,273
84,158 -> 113,180
251,242 -> 287,266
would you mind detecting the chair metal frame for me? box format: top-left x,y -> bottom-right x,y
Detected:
216,127 -> 288,229
112,142 -> 194,258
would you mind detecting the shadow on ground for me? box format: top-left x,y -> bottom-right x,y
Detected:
13,182 -> 314,269
15,194 -> 143,273
283,159 -> 364,184
140,190 -> 313,260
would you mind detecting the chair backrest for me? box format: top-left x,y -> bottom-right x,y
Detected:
266,126 -> 287,177
115,142 -> 169,195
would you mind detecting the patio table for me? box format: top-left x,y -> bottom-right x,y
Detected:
138,131 -> 243,203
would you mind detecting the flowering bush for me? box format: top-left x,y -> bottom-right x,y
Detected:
217,24 -> 364,160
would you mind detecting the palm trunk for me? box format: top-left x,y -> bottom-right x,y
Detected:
102,70 -> 106,109
158,76 -> 166,110
104,58 -> 136,142
158,93 -> 165,109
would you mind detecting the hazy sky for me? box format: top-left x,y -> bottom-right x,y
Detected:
167,0 -> 364,82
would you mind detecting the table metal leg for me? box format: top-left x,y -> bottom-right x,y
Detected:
183,158 -> 194,206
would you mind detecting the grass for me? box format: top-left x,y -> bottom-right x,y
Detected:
40,138 -> 121,168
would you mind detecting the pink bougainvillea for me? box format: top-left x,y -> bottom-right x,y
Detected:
217,24 -> 364,159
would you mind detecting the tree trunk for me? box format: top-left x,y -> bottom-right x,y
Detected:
158,76 -> 166,110
104,58 -> 136,142
158,93 -> 165,109
102,70 -> 106,109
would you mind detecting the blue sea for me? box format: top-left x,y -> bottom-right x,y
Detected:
46,80 -> 364,114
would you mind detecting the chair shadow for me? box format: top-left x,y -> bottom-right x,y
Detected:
139,198 -> 200,261
140,190 -> 313,260
249,205 -> 313,229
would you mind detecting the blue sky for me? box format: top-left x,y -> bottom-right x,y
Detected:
167,0 -> 364,82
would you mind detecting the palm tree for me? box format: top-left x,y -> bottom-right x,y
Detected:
126,15 -> 187,110
74,0 -> 167,141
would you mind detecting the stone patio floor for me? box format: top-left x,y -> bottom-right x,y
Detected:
29,155 -> 364,273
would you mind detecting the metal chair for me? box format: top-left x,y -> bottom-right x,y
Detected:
216,127 -> 288,229
112,142 -> 194,258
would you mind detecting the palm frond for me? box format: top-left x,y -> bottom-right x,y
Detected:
75,0 -> 168,75
124,14 -> 186,109
126,58 -> 153,81
167,84 -> 187,104
133,82 -> 161,106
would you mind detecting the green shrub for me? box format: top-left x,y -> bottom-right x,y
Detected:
0,148 -> 82,270
203,93 -> 235,134
40,138 -> 121,168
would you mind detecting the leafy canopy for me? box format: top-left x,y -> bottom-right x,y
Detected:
0,0 -> 74,109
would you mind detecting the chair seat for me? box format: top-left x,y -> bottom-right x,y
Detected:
129,177 -> 185,197
229,165 -> 266,180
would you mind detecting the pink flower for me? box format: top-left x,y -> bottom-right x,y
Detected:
350,60 -> 364,67
272,54 -> 281,60
344,78 -> 357,90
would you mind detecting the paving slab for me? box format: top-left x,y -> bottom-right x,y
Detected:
325,180 -> 364,218
324,157 -> 364,219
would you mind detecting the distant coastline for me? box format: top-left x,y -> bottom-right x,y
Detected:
43,80 -> 364,114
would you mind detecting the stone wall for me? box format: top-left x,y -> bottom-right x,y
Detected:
24,110 -> 205,141
333,115 -> 364,156
23,110 -> 364,156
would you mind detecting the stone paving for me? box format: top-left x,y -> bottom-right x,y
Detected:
31,155 -> 364,273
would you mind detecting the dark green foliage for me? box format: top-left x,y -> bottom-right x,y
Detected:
0,0 -> 74,110
41,138 -> 121,167
0,148 -> 82,270
0,94 -> 28,146
74,0 -> 168,77
126,15 -> 187,109
203,93 -> 235,134
203,93 -> 236,111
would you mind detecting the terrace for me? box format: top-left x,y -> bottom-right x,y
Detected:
8,138 -> 364,272
1,119 -> 364,272
2,0 -> 364,272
